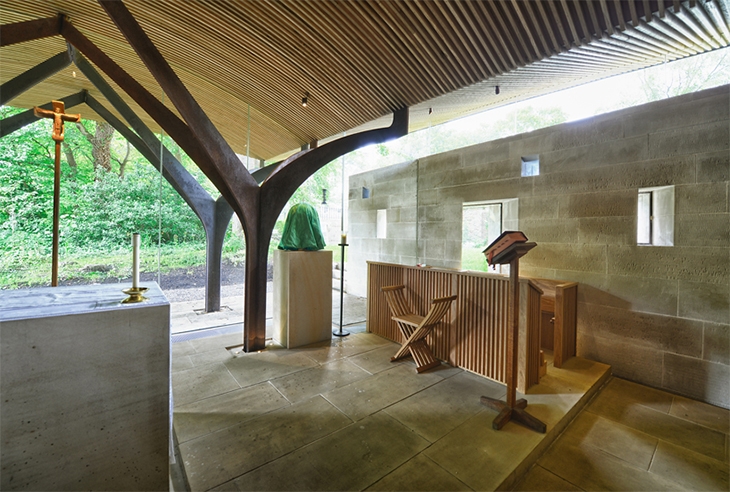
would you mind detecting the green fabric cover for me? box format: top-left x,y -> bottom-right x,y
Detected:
278,203 -> 326,251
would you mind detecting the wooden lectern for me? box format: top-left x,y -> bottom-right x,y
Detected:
480,231 -> 546,433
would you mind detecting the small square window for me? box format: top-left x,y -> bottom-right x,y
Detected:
376,209 -> 387,239
521,155 -> 539,177
638,186 -> 674,246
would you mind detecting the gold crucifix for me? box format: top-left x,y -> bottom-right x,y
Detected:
33,101 -> 81,287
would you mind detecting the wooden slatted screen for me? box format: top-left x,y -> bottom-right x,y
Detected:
367,261 -> 543,392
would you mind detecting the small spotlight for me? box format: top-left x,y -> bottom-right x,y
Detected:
428,107 -> 433,115
302,92 -> 309,107
495,85 -> 500,95
72,70 -> 77,78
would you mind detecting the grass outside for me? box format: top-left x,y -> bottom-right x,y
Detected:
2,241 -> 343,290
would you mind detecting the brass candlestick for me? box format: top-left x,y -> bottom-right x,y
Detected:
122,286 -> 149,304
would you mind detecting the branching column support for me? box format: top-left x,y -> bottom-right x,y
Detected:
8,6 -> 410,351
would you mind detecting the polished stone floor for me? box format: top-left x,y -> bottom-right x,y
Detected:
170,295 -> 729,491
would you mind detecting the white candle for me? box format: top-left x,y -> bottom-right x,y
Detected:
132,233 -> 140,288
341,232 -> 347,244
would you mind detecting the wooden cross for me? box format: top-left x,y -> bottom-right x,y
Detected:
33,101 -> 81,287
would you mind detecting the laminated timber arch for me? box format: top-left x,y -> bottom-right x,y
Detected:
0,46 -> 273,314
1,4 -> 408,352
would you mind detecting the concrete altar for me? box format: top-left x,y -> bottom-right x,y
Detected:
0,283 -> 170,491
274,250 -> 333,348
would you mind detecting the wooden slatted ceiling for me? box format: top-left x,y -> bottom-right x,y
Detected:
1,1 -> 729,163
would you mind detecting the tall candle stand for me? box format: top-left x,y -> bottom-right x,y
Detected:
123,232 -> 148,304
333,234 -> 350,337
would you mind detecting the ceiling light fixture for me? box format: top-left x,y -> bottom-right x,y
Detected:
495,85 -> 500,95
302,92 -> 309,107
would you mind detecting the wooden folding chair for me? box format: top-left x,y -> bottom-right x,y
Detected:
381,285 -> 457,373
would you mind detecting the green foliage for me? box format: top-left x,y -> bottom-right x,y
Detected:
461,247 -> 489,272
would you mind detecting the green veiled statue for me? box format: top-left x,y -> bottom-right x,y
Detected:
278,203 -> 326,251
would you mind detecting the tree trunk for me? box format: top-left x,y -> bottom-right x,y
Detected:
62,141 -> 78,179
76,121 -> 115,176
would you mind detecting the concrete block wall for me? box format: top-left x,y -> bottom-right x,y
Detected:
348,85 -> 729,408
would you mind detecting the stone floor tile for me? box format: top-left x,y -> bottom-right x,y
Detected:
323,363 -> 444,421
650,440 -> 729,491
172,340 -> 196,357
423,410 -> 543,491
348,344 -> 408,374
669,394 -> 730,434
269,358 -> 372,403
295,333 -> 390,364
588,377 -> 674,414
178,395 -> 351,491
538,427 -> 683,491
190,332 -> 243,353
173,382 -> 289,443
189,347 -> 237,367
171,354 -> 194,373
560,411 -> 659,470
223,347 -> 318,389
384,371 -> 503,443
587,389 -> 727,462
364,453 -> 473,491
233,412 -> 429,491
513,464 -> 582,491
172,362 -> 241,407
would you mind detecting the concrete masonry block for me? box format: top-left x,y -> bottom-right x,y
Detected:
696,150 -> 729,184
508,130 -> 556,160
386,222 -> 416,240
703,322 -> 729,366
461,140 -> 510,167
418,220 -> 460,240
577,302 -> 702,358
552,117 -> 625,151
519,195 -> 560,220
577,331 -> 664,388
388,193 -> 417,209
520,218 -> 580,244
393,240 -> 418,259
532,155 -> 696,196
418,152 -> 461,176
368,160 -> 416,181
675,182 -> 727,214
350,224 -> 377,241
663,353 -> 729,409
414,188 -> 444,207
444,239 -> 462,263
649,120 -> 729,160
678,280 -> 730,325
451,159 -> 522,186
423,239 -> 445,260
558,189 -> 637,218
576,216 -> 635,246
418,204 -> 451,222
675,213 -> 730,248
373,178 -> 408,196
539,135 -> 649,175
527,242 -> 607,273
603,274 -> 678,317
456,178 -> 534,203
519,265 -> 557,280
607,245 -> 729,285
625,93 -> 729,137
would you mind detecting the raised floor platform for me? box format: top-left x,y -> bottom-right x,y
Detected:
171,327 -> 610,491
